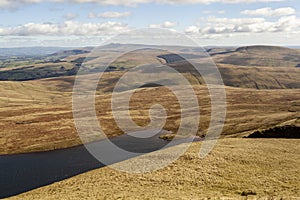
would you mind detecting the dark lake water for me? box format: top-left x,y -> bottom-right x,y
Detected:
0,132 -> 198,198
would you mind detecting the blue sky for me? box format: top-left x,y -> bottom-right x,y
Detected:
0,0 -> 299,47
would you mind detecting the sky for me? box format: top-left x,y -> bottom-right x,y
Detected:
0,0 -> 299,47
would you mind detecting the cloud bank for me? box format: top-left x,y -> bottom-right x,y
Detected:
241,7 -> 296,17
0,21 -> 130,36
149,21 -> 177,28
185,15 -> 300,37
0,0 -> 286,8
89,11 -> 132,18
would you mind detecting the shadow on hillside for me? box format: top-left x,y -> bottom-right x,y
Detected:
246,125 -> 300,138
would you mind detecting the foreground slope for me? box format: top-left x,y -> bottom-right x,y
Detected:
9,138 -> 300,199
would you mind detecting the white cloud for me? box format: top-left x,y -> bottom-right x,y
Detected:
0,0 -> 286,8
203,10 -> 225,15
88,11 -> 131,19
0,21 -> 130,36
100,11 -> 132,18
185,25 -> 199,34
185,15 -> 300,37
0,0 -> 43,8
149,21 -> 177,28
241,7 -> 296,17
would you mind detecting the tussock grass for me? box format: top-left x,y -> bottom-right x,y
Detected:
9,138 -> 300,199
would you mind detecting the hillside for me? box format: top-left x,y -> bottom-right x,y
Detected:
9,138 -> 300,199
158,45 -> 300,89
0,77 -> 299,155
1,44 -> 299,199
0,44 -> 299,155
1,45 -> 299,89
213,45 -> 300,67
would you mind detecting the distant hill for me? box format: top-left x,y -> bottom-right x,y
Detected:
48,48 -> 92,59
0,44 -> 299,89
157,45 -> 300,89
0,47 -> 73,57
213,45 -> 300,67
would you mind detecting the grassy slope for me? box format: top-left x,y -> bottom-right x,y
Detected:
212,46 -> 300,89
0,78 -> 299,155
218,64 -> 300,89
1,45 -> 300,89
213,45 -> 300,67
1,46 -> 300,198
9,138 -> 300,199
0,45 -> 299,155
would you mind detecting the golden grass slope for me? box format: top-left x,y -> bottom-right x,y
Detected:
8,138 -> 300,199
0,77 -> 299,155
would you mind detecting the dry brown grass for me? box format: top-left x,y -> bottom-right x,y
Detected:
8,138 -> 300,199
0,76 -> 299,155
212,45 -> 300,67
218,64 -> 300,89
1,46 -> 300,199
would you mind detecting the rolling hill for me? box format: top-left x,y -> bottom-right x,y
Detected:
213,45 -> 300,67
0,44 -> 299,155
1,45 -> 300,90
